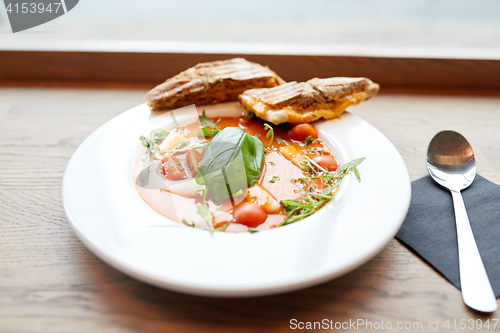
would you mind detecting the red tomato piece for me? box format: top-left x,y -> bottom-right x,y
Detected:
162,154 -> 187,181
185,149 -> 203,177
311,155 -> 338,172
287,124 -> 318,141
233,203 -> 268,228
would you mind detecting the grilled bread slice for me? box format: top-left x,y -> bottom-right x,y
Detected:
239,77 -> 379,125
145,58 -> 284,111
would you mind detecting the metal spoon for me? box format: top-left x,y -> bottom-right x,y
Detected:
427,130 -> 497,313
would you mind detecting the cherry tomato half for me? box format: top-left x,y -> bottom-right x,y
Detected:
311,155 -> 338,171
287,124 -> 318,142
233,203 -> 268,228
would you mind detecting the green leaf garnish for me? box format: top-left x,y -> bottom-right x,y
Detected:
276,136 -> 289,144
171,112 -> 181,130
270,176 -> 280,183
198,110 -> 220,138
263,123 -> 274,147
310,148 -> 324,155
198,127 -> 265,204
248,228 -> 259,233
176,141 -> 189,150
182,219 -> 195,227
338,157 -> 365,181
303,135 -> 316,146
138,129 -> 170,186
280,157 -> 365,225
199,126 -> 219,138
244,112 -> 254,120
196,202 -> 214,234
199,110 -> 215,128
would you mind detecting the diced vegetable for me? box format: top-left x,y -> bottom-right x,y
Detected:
159,131 -> 187,151
279,145 -> 308,170
287,124 -> 318,141
233,203 -> 267,228
246,184 -> 281,213
162,154 -> 187,181
185,149 -> 204,177
167,179 -> 204,197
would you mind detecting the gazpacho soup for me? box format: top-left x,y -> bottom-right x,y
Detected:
134,107 -> 363,233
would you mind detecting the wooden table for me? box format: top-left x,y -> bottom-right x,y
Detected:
1,86 -> 499,332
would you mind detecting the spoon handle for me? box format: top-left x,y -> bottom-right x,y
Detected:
451,189 -> 497,312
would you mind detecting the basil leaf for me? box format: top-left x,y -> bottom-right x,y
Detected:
198,127 -> 264,203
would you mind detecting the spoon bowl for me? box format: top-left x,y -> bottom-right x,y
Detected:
427,130 -> 497,313
427,131 -> 476,191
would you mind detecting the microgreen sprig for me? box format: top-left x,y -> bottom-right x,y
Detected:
280,157 -> 365,225
263,123 -> 274,147
303,135 -> 316,146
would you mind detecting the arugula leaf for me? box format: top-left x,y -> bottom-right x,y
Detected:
270,176 -> 280,183
338,157 -> 365,181
198,127 -> 264,204
198,110 -> 220,138
182,219 -> 195,227
280,157 -> 365,225
199,110 -> 216,128
303,135 -> 316,146
263,124 -> 274,147
196,202 -> 214,234
199,126 -> 219,138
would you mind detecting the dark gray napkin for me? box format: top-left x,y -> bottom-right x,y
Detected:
396,175 -> 500,298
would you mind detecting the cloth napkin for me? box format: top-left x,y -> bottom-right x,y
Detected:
396,174 -> 500,298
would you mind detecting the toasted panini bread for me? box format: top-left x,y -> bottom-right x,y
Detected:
239,77 -> 379,125
145,58 -> 284,111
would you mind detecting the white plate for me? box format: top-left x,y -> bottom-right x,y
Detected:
63,102 -> 411,297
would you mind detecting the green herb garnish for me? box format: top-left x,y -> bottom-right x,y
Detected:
303,135 -> 316,146
310,148 -> 324,155
193,186 -> 215,234
198,110 -> 220,138
171,112 -> 180,129
263,123 -> 274,147
138,128 -> 169,186
176,141 -> 189,150
199,127 -> 219,138
248,228 -> 259,233
199,110 -> 215,128
270,176 -> 280,183
280,157 -> 365,225
182,219 -> 195,227
276,136 -> 289,144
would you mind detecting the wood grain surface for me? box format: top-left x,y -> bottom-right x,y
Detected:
0,87 -> 499,332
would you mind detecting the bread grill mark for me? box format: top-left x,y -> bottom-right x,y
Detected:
238,77 -> 380,125
145,58 -> 283,111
